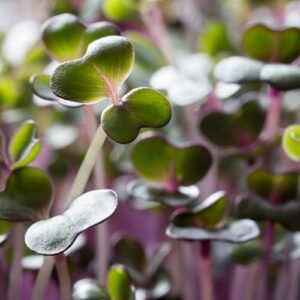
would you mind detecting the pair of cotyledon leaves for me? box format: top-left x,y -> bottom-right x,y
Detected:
73,266 -> 134,300
32,14 -> 172,144
112,236 -> 172,298
127,134 -> 212,208
200,99 -> 265,148
236,168 -> 300,231
242,24 -> 300,63
166,191 -> 259,243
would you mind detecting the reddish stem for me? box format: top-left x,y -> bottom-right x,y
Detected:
200,241 -> 214,300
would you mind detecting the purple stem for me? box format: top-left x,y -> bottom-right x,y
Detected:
200,241 -> 214,300
264,86 -> 281,144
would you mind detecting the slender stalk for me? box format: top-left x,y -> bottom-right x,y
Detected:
83,106 -> 108,284
31,119 -> 107,299
66,123 -> 107,206
200,241 -> 214,300
7,223 -> 24,300
264,86 -> 281,144
54,254 -> 71,300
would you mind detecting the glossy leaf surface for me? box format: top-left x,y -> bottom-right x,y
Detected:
51,36 -> 134,104
101,88 -> 171,144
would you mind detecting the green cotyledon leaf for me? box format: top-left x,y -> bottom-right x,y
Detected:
131,133 -> 212,186
51,36 -> 134,104
101,88 -> 172,144
42,13 -> 120,62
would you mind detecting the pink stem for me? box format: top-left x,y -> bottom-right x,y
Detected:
200,241 -> 214,300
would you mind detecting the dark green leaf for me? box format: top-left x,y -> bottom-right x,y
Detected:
236,193 -> 300,231
101,88 -> 172,144
247,168 -> 298,202
243,24 -> 300,63
0,167 -> 52,222
200,100 -> 265,147
25,189 -> 117,255
131,134 -> 212,186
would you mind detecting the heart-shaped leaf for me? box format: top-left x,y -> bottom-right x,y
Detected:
30,74 -> 82,108
236,193 -> 300,231
73,279 -> 110,300
171,191 -> 228,229
9,120 -> 42,170
25,189 -> 118,255
200,100 -> 265,148
247,168 -> 298,202
107,265 -> 133,300
166,219 -> 259,243
51,36 -> 134,104
242,24 -> 300,63
127,179 -> 199,208
101,88 -> 172,144
0,167 -> 52,222
131,134 -> 212,186
282,124 -> 300,161
42,14 -> 120,62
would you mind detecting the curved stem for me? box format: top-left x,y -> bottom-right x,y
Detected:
54,254 -> 71,300
65,123 -> 107,206
7,223 -> 24,300
200,241 -> 214,300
